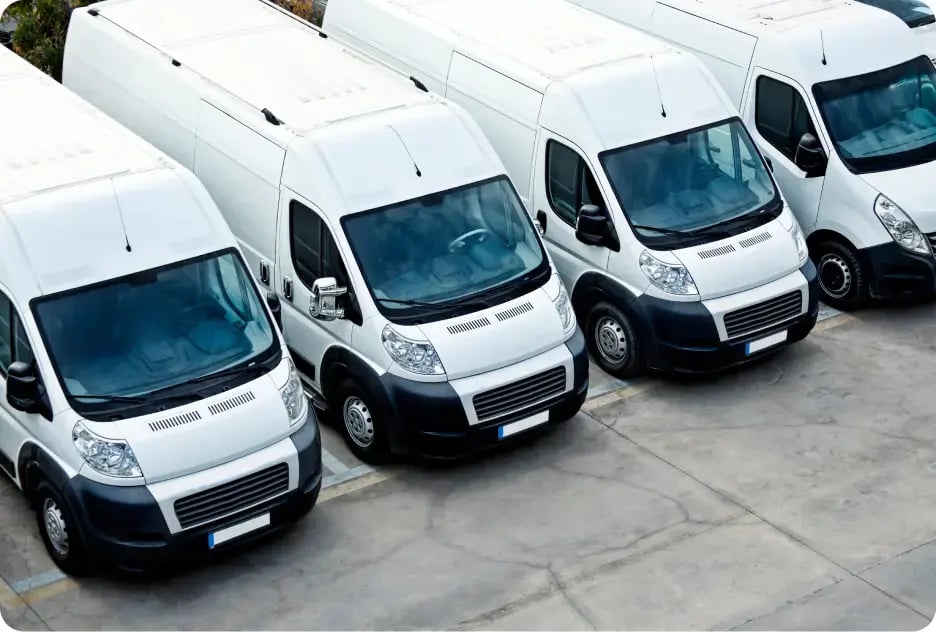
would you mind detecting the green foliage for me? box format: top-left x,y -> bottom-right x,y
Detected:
4,0 -> 96,81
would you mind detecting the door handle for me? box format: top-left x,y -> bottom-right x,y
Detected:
259,261 -> 271,285
536,210 -> 547,235
282,276 -> 293,302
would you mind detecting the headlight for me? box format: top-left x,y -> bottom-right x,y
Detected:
788,220 -> 809,264
874,194 -> 930,255
382,326 -> 445,375
280,359 -> 307,426
553,283 -> 575,332
72,421 -> 142,478
639,250 -> 698,295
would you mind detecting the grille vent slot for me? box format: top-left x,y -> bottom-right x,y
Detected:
149,410 -> 202,432
473,366 -> 566,422
738,231 -> 772,248
698,244 -> 736,259
724,291 -> 802,338
447,317 -> 491,334
174,463 -> 289,529
495,301 -> 534,322
208,391 -> 256,416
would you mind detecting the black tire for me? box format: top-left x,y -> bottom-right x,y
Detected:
333,378 -> 391,465
586,301 -> 644,378
34,481 -> 96,577
814,240 -> 869,311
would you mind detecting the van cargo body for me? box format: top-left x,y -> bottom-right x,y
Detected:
63,0 -> 589,462
572,0 -> 936,310
0,44 -> 322,575
320,0 -> 819,377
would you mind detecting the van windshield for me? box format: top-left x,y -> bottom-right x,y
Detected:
600,118 -> 782,249
813,56 -> 936,173
855,0 -> 935,28
32,250 -> 280,419
341,176 -> 549,324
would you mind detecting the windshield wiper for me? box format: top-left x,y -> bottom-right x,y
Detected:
631,224 -> 695,237
173,362 -> 269,389
72,393 -> 149,404
377,295 -> 494,312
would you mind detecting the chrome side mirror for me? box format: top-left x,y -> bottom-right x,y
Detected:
309,277 -> 347,321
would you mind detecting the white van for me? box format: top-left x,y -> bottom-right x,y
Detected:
319,0 -> 819,377
0,45 -> 322,575
572,0 -> 936,311
63,0 -> 589,463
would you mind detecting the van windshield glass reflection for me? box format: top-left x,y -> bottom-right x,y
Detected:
855,0 -> 935,28
600,119 -> 781,248
814,56 -> 936,173
342,177 -> 548,322
32,251 -> 278,416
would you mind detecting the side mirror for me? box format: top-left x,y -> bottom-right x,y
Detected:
575,204 -> 617,250
794,133 -> 827,176
6,362 -> 45,416
266,291 -> 283,330
309,277 -> 347,321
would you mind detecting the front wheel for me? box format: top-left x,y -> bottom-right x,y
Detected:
586,302 -> 644,379
34,481 -> 96,577
814,241 -> 869,311
334,379 -> 391,465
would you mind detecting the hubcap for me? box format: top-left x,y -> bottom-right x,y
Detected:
343,396 -> 375,448
42,499 -> 69,557
595,316 -> 629,365
818,253 -> 852,299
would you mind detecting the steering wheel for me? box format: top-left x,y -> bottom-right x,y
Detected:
448,228 -> 491,253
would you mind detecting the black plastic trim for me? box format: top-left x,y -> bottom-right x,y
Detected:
859,240 -> 936,299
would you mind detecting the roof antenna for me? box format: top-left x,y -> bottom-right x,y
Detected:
111,181 -> 133,253
387,124 -> 422,177
820,29 -> 827,65
650,55 -> 667,118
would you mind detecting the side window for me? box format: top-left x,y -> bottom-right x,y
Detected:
546,141 -> 608,226
0,294 -> 35,376
0,295 -> 11,372
756,76 -> 817,161
290,200 -> 348,289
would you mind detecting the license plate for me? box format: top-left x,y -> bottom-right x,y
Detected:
745,330 -> 788,356
208,513 -> 270,549
498,410 -> 549,440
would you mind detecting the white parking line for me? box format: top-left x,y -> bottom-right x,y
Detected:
320,449 -> 350,475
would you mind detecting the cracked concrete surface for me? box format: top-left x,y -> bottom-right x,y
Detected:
3,304 -> 936,630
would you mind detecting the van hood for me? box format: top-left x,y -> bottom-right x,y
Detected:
414,277 -> 567,380
860,162 -> 936,232
671,218 -> 801,301
107,369 -> 292,484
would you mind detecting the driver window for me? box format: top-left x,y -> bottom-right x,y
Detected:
546,140 -> 608,226
0,293 -> 35,376
290,200 -> 349,290
755,76 -> 817,162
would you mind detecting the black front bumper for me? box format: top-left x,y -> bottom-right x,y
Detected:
62,415 -> 323,573
861,241 -> 936,300
636,261 -> 820,374
382,328 -> 589,459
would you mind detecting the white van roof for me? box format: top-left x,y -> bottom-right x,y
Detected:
362,0 -> 673,92
86,0 -> 437,137
0,47 -> 166,206
658,0 -> 874,34
0,46 -> 234,300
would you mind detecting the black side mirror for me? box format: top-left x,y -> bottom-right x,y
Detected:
575,205 -> 619,251
794,133 -> 827,177
7,362 -> 48,418
266,291 -> 283,330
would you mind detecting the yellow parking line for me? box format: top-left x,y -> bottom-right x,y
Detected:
811,312 -> 855,333
15,579 -> 78,607
319,470 -> 393,503
0,574 -> 25,611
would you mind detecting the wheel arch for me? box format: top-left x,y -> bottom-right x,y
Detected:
17,442 -> 70,503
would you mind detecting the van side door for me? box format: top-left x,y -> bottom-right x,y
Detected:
742,70 -> 827,231
275,191 -> 359,394
0,290 -> 41,485
531,130 -> 614,291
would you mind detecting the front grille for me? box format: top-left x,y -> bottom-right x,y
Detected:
724,291 -> 803,339
473,366 -> 566,422
174,463 -> 289,529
